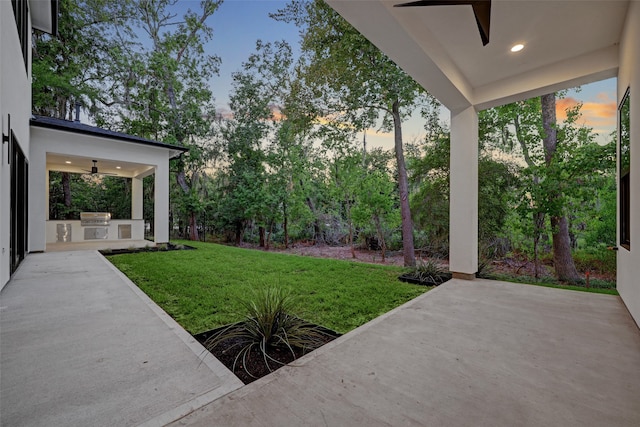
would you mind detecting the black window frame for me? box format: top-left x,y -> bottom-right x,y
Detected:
11,0 -> 29,72
619,87 -> 631,250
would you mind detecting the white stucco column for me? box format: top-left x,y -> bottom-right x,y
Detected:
28,143 -> 47,252
45,170 -> 50,220
154,162 -> 169,244
449,106 -> 478,279
131,177 -> 143,220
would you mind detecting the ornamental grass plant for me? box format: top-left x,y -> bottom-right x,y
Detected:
203,286 -> 333,378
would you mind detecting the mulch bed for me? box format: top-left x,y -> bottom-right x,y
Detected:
100,242 -> 196,255
398,272 -> 452,287
194,325 -> 340,384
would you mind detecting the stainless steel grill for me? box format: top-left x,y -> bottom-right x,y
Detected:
80,212 -> 111,226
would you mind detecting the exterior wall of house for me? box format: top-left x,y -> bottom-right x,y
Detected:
0,2 -> 32,291
29,127 -> 173,252
617,0 -> 640,326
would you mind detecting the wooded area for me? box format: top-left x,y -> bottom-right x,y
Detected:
37,0 -> 616,283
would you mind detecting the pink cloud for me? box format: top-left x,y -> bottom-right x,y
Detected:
556,94 -> 616,134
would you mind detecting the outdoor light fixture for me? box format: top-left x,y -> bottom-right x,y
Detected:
65,160 -> 72,164
116,166 -> 121,169
510,43 -> 524,52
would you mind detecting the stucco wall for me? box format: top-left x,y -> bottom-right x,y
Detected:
29,126 -> 172,252
617,0 -> 640,326
1,3 -> 32,290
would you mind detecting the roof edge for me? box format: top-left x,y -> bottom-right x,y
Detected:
30,115 -> 189,158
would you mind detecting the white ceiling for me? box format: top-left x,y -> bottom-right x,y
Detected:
47,153 -> 155,178
326,0 -> 630,112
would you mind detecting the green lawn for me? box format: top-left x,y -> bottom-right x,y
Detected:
107,241 -> 428,334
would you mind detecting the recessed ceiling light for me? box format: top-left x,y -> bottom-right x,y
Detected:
116,166 -> 121,169
511,43 -> 524,53
65,161 -> 72,164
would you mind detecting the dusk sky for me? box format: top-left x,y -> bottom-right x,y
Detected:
200,0 -> 617,149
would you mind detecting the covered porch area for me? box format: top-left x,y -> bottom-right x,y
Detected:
28,115 -> 187,253
326,0 -> 640,324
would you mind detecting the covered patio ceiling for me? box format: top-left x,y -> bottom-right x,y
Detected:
326,0 -> 630,112
46,153 -> 156,179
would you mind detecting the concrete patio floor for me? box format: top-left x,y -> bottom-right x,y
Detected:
171,279 -> 640,427
2,252 -> 640,427
0,251 -> 243,427
46,239 -> 156,252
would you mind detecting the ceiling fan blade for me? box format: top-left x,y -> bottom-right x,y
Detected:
395,1 -> 472,6
472,1 -> 491,46
395,0 -> 491,46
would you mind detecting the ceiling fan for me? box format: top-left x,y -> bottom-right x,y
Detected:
82,160 -> 117,176
394,0 -> 492,46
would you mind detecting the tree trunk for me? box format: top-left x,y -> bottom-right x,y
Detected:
541,93 -> 580,282
283,201 -> 289,249
533,211 -> 545,278
266,221 -> 273,250
188,212 -> 198,242
176,169 -> 199,241
550,215 -> 580,281
392,100 -> 415,267
235,221 -> 243,245
303,189 -> 322,245
62,172 -> 72,219
259,226 -> 266,247
374,215 -> 386,263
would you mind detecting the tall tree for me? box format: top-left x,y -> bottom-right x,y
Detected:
480,93 -> 611,282
32,0 -> 133,119
540,93 -> 579,281
218,41 -> 292,244
97,0 -> 223,240
32,0 -> 135,219
274,0 -> 437,266
352,170 -> 400,263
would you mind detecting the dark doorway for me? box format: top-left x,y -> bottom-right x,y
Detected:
10,133 -> 28,274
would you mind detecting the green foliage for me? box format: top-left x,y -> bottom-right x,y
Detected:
48,172 -> 132,219
274,0 -> 443,265
407,258 -> 449,285
215,41 -> 300,243
485,273 -> 617,294
409,132 -> 519,255
479,93 -> 616,281
203,286 -> 332,377
107,241 -> 427,334
572,248 -> 616,277
96,0 -> 223,240
352,170 -> 400,258
408,132 -> 449,254
32,0 -> 133,117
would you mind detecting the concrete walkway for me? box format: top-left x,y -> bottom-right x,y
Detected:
46,239 -> 155,252
171,279 -> 640,427
2,253 -> 640,427
0,251 -> 242,427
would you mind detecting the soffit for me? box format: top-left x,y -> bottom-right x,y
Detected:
46,153 -> 155,178
326,0 -> 629,112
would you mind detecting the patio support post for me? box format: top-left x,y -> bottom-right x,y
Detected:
154,162 -> 169,244
449,106 -> 478,279
45,170 -> 50,220
28,144 -> 47,253
132,177 -> 143,220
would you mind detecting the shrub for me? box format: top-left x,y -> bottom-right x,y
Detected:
203,287 -> 332,378
572,247 -> 616,276
409,257 -> 450,285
